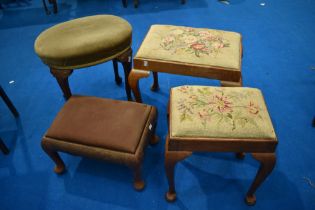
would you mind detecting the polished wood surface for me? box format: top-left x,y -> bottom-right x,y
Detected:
128,69 -> 150,103
129,43 -> 243,103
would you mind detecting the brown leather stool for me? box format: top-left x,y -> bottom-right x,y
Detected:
41,96 -> 159,190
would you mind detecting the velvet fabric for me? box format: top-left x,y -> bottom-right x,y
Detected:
34,15 -> 132,69
46,96 -> 152,154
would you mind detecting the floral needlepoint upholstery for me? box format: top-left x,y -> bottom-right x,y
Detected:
136,25 -> 242,71
170,86 -> 276,139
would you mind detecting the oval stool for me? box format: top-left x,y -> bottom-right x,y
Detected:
34,15 -> 133,100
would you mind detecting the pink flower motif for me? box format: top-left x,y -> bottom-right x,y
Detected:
162,36 -> 175,44
198,31 -> 210,35
178,86 -> 189,93
201,47 -> 210,52
189,95 -> 198,99
247,101 -> 259,114
212,95 -> 233,113
198,109 -> 211,122
191,43 -> 206,50
184,27 -> 194,32
212,42 -> 225,49
183,35 -> 198,44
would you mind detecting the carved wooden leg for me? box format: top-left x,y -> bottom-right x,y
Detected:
42,0 -> 50,15
134,0 -> 139,8
0,137 -> 9,155
41,141 -> 66,174
112,59 -> 122,85
51,0 -> 57,13
165,136 -> 192,202
122,0 -> 127,7
122,62 -> 132,101
151,72 -> 159,91
128,69 -> 150,103
131,162 -> 145,191
150,135 -> 159,145
117,49 -> 133,101
0,85 -> 19,117
50,68 -> 73,100
236,152 -> 245,159
245,153 -> 276,205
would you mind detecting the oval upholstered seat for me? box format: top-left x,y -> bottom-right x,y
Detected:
34,15 -> 132,69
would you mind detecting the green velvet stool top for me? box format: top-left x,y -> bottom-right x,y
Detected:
34,15 -> 133,100
34,15 -> 132,69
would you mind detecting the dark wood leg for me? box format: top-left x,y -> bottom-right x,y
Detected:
0,137 -> 9,155
50,0 -> 57,13
312,117 -> 315,127
128,69 -> 150,103
151,72 -> 160,91
50,68 -> 73,100
181,0 -> 186,4
0,86 -> 19,117
122,0 -> 127,7
122,62 -> 132,101
131,163 -> 145,191
165,136 -> 192,202
117,48 -> 133,101
42,0 -> 50,14
134,0 -> 138,8
149,135 -> 159,145
112,59 -> 122,85
235,152 -> 245,159
41,141 -> 66,174
245,153 -> 276,205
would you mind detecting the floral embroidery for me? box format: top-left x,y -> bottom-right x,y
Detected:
175,86 -> 263,130
247,101 -> 259,115
160,27 -> 230,57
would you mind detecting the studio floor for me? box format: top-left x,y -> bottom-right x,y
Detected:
0,0 -> 315,209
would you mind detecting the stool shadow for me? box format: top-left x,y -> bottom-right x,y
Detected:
0,118 -> 32,175
173,160 -> 305,210
63,146 -> 161,209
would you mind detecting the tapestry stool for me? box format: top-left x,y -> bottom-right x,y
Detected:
165,86 -> 277,205
129,25 -> 243,103
41,96 -> 159,190
35,15 -> 133,101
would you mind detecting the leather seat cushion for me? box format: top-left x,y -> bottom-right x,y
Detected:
46,96 -> 153,154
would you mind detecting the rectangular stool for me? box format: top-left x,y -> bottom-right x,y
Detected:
41,96 -> 159,190
128,25 -> 243,102
165,86 -> 277,205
